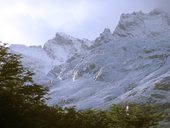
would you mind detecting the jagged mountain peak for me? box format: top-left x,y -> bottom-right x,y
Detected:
94,28 -> 113,46
43,32 -> 92,62
54,32 -> 78,44
113,9 -> 170,38
101,28 -> 112,35
54,32 -> 92,47
149,8 -> 170,16
9,9 -> 170,111
47,9 -> 170,109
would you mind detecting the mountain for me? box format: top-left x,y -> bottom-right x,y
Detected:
10,9 -> 170,110
10,33 -> 92,85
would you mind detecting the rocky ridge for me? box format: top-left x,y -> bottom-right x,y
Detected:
10,9 -> 170,110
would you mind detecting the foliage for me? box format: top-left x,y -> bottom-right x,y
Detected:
80,109 -> 110,128
0,43 -> 48,128
108,104 -> 162,128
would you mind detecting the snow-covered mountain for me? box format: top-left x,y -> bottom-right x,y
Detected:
10,33 -> 92,85
10,9 -> 170,110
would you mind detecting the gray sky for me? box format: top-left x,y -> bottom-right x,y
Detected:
0,0 -> 169,45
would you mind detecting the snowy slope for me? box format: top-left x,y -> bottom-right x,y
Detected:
113,9 -> 170,38
10,9 -> 170,109
10,44 -> 55,84
10,33 -> 92,85
44,32 -> 92,62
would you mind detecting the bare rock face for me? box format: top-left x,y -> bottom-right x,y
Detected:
10,9 -> 170,110
113,9 -> 170,38
43,32 -> 92,62
94,28 -> 114,46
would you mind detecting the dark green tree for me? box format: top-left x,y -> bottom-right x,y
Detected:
80,109 -> 110,128
0,43 -> 48,128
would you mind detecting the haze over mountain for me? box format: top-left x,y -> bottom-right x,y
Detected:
10,9 -> 170,110
1,0 -> 170,45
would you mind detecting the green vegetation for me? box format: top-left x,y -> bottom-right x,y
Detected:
0,43 -> 48,128
148,54 -> 167,60
143,48 -> 155,54
0,43 -> 164,128
154,76 -> 170,91
108,104 -> 162,128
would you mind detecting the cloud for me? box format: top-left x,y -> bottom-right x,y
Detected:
138,0 -> 170,11
0,0 -> 92,45
156,0 -> 170,11
0,0 -> 167,45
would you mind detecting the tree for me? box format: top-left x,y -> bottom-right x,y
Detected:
108,104 -> 162,128
80,109 -> 110,128
0,43 -> 48,128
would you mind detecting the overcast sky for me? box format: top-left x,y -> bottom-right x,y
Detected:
0,0 -> 169,45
